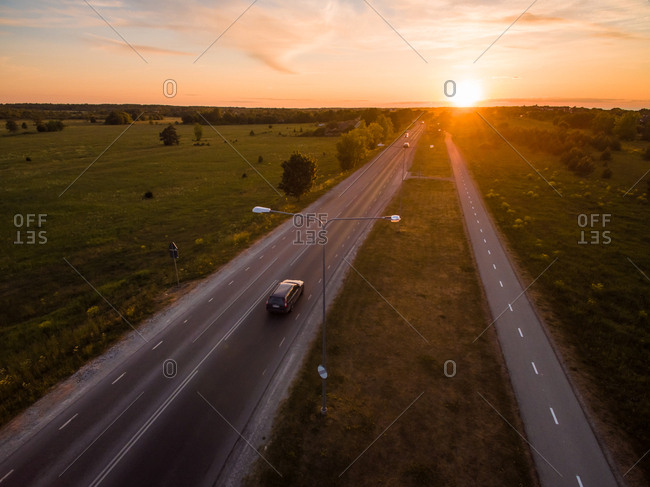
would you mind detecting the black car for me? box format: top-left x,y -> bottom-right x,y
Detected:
266,279 -> 304,313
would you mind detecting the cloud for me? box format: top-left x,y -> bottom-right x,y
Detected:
85,34 -> 192,56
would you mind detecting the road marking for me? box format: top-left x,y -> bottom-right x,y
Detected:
476,219 -> 480,223
492,264 -> 497,270
112,372 -> 126,384
245,266 -> 250,271
152,341 -> 163,350
59,391 -> 145,478
89,371 -> 198,487
518,328 -> 524,337
271,245 -> 276,249
318,278 -> 322,284
531,362 -> 538,375
294,312 -> 301,320
228,280 -> 234,286
487,250 -> 491,255
480,228 -> 483,233
327,265 -> 331,269
183,319 -> 188,324
550,407 -> 559,425
279,337 -> 285,348
483,238 -> 487,243
576,475 -> 583,487
208,297 -> 213,302
282,236 -> 287,240
308,294 -> 312,300
474,213 -> 477,216
59,413 -> 79,431
258,254 -> 264,260
262,368 -> 267,376
0,470 -> 14,483
499,280 -> 503,287
508,304 -> 513,311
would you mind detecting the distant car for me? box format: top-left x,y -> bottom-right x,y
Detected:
403,142 -> 410,148
405,132 -> 409,138
266,279 -> 304,313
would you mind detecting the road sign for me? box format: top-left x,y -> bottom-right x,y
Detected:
168,242 -> 179,259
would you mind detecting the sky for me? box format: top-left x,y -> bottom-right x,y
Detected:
0,0 -> 649,108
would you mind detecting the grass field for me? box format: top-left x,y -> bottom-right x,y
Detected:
245,127 -> 537,486
0,120 -> 349,425
448,109 -> 650,483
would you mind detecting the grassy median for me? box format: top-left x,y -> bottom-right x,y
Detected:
246,127 -> 537,486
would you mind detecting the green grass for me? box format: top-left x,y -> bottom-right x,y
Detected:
450,109 -> 650,483
245,128 -> 537,486
0,120 -> 349,425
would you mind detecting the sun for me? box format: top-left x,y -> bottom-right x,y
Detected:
452,79 -> 483,107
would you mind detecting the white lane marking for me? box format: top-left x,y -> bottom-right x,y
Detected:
508,304 -> 513,311
59,392 -> 145,477
480,228 -> 483,233
262,368 -> 267,376
318,278 -> 322,284
308,294 -> 312,300
89,370 -> 199,487
282,236 -> 287,240
258,254 -> 264,260
518,328 -> 524,337
183,319 -> 188,324
327,265 -> 331,270
483,238 -> 487,243
335,253 -> 338,258
112,372 -> 126,384
152,341 -> 163,350
476,219 -> 480,223
531,362 -> 539,375
474,213 -> 477,216
576,475 -> 583,487
279,337 -> 285,348
192,259 -> 279,343
487,250 -> 491,255
550,407 -> 559,425
59,413 -> 79,431
228,280 -> 234,286
294,312 -> 301,321
271,245 -> 276,249
0,468 -> 14,484
499,280 -> 503,287
245,266 -> 250,271
0,470 -> 14,483
492,264 -> 497,270
208,297 -> 213,303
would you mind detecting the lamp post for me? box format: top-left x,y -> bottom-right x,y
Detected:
253,206 -> 400,415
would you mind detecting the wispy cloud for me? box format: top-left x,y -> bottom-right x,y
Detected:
85,34 -> 192,56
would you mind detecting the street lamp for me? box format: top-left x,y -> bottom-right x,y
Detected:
253,206 -> 400,415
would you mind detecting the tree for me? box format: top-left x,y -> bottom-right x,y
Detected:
591,112 -> 615,135
159,124 -> 180,146
366,122 -> 384,148
193,123 -> 203,141
104,111 -> 133,125
278,152 -> 317,200
336,131 -> 367,170
5,120 -> 18,133
614,112 -> 639,141
21,122 -> 28,130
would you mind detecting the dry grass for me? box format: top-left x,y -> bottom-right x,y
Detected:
245,128 -> 538,486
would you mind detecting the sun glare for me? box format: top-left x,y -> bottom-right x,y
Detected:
453,80 -> 483,107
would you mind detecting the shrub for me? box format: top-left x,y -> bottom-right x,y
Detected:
601,168 -> 612,179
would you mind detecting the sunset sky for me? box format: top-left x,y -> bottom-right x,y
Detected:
1,0 -> 649,108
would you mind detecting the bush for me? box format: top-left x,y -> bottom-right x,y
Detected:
104,111 -> 133,125
601,168 -> 612,179
600,149 -> 611,161
643,146 -> 650,161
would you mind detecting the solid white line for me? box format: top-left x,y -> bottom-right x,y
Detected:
112,372 -> 126,384
508,304 -> 513,311
0,470 -> 14,483
499,280 -> 503,287
59,391 -> 145,477
576,475 -> 583,487
550,407 -> 559,425
518,328 -> 524,337
279,337 -> 285,348
59,413 -> 79,431
531,362 -> 538,375
152,341 -> 163,350
89,370 -> 198,487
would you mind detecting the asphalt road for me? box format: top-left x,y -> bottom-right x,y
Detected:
0,123 -> 424,487
445,133 -> 619,487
